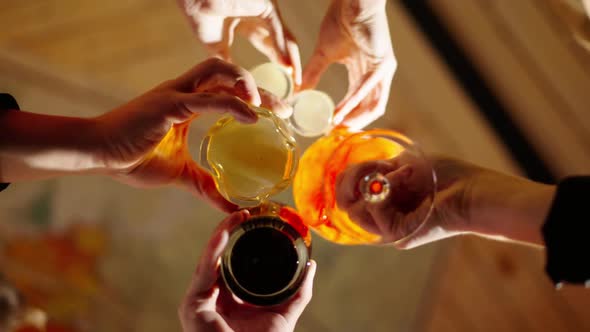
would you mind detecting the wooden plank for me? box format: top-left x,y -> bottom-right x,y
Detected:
387,1 -> 518,173
430,0 -> 590,176
423,237 -> 588,332
488,0 -> 590,142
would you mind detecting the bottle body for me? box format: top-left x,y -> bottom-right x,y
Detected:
201,107 -> 299,206
293,128 -> 433,245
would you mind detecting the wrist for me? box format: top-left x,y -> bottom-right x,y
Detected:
69,116 -> 107,175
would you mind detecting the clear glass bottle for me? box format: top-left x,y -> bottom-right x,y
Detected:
201,106 -> 299,206
292,128 -> 437,245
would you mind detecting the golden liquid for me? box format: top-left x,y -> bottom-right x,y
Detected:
204,108 -> 298,206
293,128 -> 406,244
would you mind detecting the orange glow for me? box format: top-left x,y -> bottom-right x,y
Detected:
150,121 -> 191,160
369,180 -> 383,194
278,205 -> 311,247
293,128 -> 405,244
247,201 -> 311,247
3,223 -> 108,332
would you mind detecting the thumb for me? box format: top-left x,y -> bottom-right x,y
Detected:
301,48 -> 331,90
179,160 -> 238,213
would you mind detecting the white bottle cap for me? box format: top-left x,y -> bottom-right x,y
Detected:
250,62 -> 293,100
290,90 -> 335,137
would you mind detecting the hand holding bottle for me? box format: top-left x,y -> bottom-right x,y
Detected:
1,58 -> 289,213
336,155 -> 556,249
178,210 -> 317,332
96,58 -> 266,212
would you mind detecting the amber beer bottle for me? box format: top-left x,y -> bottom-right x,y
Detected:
220,202 -> 311,306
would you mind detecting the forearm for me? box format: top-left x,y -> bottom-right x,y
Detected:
468,171 -> 556,246
0,110 -> 104,182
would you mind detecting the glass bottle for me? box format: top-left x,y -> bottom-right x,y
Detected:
200,106 -> 299,206
220,201 -> 311,306
292,128 -> 436,245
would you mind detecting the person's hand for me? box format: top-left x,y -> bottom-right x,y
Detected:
302,0 -> 396,129
178,0 -> 302,86
336,155 -> 556,249
96,58 -> 290,212
178,210 -> 317,332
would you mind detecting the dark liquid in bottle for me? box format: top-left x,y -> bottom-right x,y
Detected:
231,226 -> 299,294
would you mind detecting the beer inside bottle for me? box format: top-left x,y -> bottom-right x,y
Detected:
202,107 -> 298,206
221,212 -> 310,306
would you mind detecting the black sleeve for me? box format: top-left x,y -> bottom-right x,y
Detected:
0,93 -> 20,193
542,176 -> 590,287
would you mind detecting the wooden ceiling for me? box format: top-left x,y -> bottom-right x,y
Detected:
430,0 -> 590,177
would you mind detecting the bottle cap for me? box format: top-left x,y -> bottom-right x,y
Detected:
290,90 -> 335,137
250,62 -> 294,100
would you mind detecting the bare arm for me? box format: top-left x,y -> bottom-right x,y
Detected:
583,0 -> 590,19
335,156 -> 556,248
0,110 -> 101,182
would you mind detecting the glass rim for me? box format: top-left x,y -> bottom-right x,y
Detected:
220,216 -> 310,306
321,129 -> 438,245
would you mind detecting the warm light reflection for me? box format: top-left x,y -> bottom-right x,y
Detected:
148,122 -> 191,160
246,201 -> 311,246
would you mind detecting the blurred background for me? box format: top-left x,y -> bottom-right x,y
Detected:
1,0 -> 589,331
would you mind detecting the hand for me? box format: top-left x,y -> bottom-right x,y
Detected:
178,211 -> 316,332
96,58 -> 290,212
336,155 -> 556,249
302,0 -> 396,129
179,0 -> 302,85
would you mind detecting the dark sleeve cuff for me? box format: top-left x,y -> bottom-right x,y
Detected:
0,93 -> 20,192
542,176 -> 590,287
